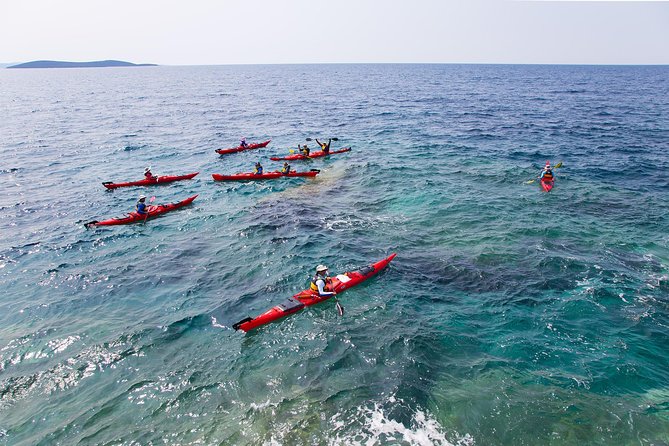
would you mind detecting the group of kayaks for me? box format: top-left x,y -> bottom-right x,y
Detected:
85,138 -> 393,333
86,139 -> 351,228
85,139 -> 556,333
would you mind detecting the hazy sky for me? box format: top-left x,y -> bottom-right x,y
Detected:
2,0 -> 668,65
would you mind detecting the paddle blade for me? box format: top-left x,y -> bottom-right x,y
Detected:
336,301 -> 344,317
289,149 -> 295,153
150,196 -> 156,202
525,179 -> 536,185
305,137 -> 313,141
331,137 -> 339,141
554,162 -> 563,168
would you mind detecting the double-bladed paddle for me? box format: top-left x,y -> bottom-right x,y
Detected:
525,162 -> 563,184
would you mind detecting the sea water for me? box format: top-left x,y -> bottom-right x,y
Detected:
1,64 -> 668,445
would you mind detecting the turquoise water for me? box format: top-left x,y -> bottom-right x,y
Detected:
1,64 -> 669,445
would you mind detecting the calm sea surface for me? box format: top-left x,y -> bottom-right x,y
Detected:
1,64 -> 668,445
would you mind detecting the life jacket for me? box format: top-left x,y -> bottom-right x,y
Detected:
254,166 -> 263,174
542,170 -> 553,180
281,165 -> 290,174
145,172 -> 154,180
310,274 -> 328,292
136,202 -> 147,214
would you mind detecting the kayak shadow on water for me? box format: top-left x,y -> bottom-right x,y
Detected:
208,290 -> 270,331
256,163 -> 350,203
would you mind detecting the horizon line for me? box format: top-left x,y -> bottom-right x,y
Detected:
3,61 -> 669,67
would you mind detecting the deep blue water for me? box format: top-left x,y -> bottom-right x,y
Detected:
1,64 -> 669,445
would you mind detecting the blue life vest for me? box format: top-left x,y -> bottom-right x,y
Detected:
136,202 -> 147,214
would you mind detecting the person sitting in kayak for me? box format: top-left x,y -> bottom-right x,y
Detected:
144,167 -> 157,181
311,265 -> 336,297
253,162 -> 263,175
300,144 -> 310,156
280,162 -> 291,175
136,195 -> 148,215
316,138 -> 331,154
539,162 -> 554,181
240,137 -> 248,148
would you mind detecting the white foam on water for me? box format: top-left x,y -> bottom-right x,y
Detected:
48,335 -> 80,354
210,316 -> 227,329
328,398 -> 474,446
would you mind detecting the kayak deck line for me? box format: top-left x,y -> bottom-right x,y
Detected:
215,140 -> 271,155
269,147 -> 351,161
84,194 -> 198,227
102,172 -> 199,189
211,169 -> 320,181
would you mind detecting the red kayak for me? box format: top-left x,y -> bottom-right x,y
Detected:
215,140 -> 271,155
212,170 -> 319,181
233,253 -> 397,332
269,147 -> 351,161
85,195 -> 197,227
541,178 -> 554,192
102,172 -> 199,189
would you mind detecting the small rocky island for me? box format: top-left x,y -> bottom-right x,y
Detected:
7,60 -> 157,69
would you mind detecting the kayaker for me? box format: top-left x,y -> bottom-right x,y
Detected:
310,265 -> 336,297
280,162 -> 291,175
539,162 -> 554,181
316,138 -> 331,154
253,162 -> 264,175
240,137 -> 248,148
300,144 -> 310,156
144,167 -> 157,181
136,195 -> 148,215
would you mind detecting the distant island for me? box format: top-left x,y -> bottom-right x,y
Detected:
7,60 -> 157,69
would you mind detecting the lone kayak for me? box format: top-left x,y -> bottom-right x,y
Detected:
215,140 -> 271,155
233,253 -> 396,332
85,195 -> 197,227
212,169 -> 320,181
269,147 -> 351,161
541,178 -> 554,192
102,172 -> 199,189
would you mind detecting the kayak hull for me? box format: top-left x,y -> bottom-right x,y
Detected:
541,179 -> 554,192
269,147 -> 351,161
86,195 -> 197,227
211,170 -> 319,181
215,140 -> 271,155
102,172 -> 199,189
233,253 -> 397,332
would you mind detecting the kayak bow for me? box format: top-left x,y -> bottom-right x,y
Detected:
269,147 -> 351,161
102,172 -> 199,189
85,194 -> 197,227
233,253 -> 396,332
541,178 -> 554,192
215,140 -> 271,155
212,170 -> 320,181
